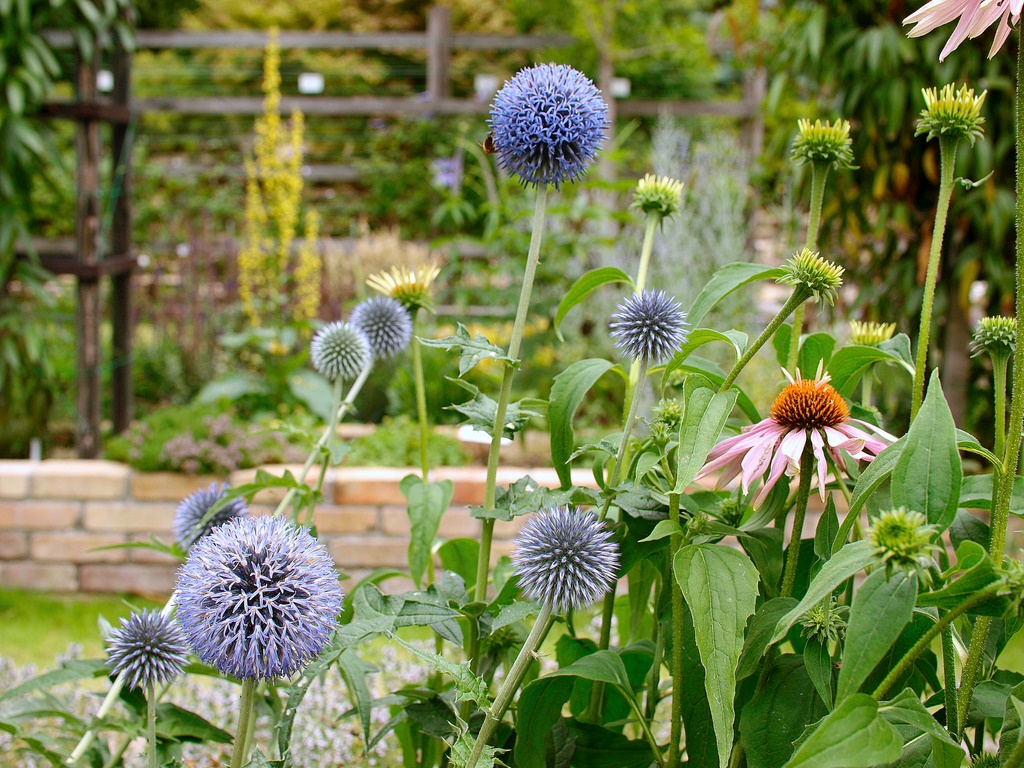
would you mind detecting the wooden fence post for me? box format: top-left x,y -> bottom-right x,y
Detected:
75,45 -> 102,458
426,6 -> 451,104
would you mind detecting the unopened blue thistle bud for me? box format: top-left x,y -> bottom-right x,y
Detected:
173,482 -> 248,551
350,296 -> 413,359
489,63 -> 608,187
310,320 -> 371,381
106,610 -> 188,691
513,506 -> 619,613
610,290 -> 689,364
175,516 -> 344,680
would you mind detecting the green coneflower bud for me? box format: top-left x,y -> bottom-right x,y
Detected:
970,316 -> 1016,360
685,510 -> 713,539
717,497 -> 746,527
648,420 -> 674,449
867,507 -> 940,579
916,84 -> 986,145
800,596 -> 847,645
998,556 -> 1024,614
971,753 -> 1001,768
777,248 -> 844,306
850,320 -> 897,347
653,398 -> 684,429
791,118 -> 855,170
631,173 -> 684,219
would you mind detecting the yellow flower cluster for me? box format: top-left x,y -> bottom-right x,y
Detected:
237,29 -> 320,328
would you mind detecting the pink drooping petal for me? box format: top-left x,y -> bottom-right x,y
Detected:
939,0 -> 988,58
988,6 -> 1017,56
810,429 -> 829,500
905,0 -> 979,35
739,434 -> 780,492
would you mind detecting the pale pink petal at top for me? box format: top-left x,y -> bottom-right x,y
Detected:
905,0 -> 979,35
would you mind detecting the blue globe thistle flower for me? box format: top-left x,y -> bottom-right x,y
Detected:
350,296 -> 413,359
310,320 -> 371,381
513,506 -> 619,613
610,290 -> 689,364
175,516 -> 343,680
173,482 -> 248,551
489,63 -> 608,187
106,609 -> 189,691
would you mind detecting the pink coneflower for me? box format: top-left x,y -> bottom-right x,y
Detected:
904,0 -> 1022,61
696,370 -> 895,506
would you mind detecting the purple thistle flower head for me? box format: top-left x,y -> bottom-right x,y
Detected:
106,609 -> 188,691
310,320 -> 371,381
173,482 -> 248,551
513,506 -> 619,613
489,63 -> 608,187
350,296 -> 413,359
175,516 -> 343,680
610,290 -> 689,364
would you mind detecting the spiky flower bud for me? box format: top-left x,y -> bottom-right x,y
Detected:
685,510 -> 713,539
916,84 -> 986,145
610,290 -> 689,364
106,610 -> 189,691
489,63 -> 608,187
791,118 -> 855,170
653,398 -> 684,429
648,421 -> 674,449
800,596 -> 848,645
366,263 -> 441,312
717,497 -> 746,527
350,296 -> 413,359
778,248 -> 844,306
310,320 -> 371,381
631,174 -> 684,219
513,506 -> 619,613
176,516 -> 344,680
971,316 -> 1016,360
850,320 -> 897,347
173,482 -> 248,551
868,507 -> 941,579
971,753 -> 1001,768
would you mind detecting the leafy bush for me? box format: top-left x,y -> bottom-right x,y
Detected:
344,415 -> 469,468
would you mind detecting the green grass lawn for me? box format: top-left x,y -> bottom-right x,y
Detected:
0,588 -> 162,668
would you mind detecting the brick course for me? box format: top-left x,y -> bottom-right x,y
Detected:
0,461 -> 595,596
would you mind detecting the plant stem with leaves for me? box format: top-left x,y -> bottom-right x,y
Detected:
787,162 -> 829,373
781,441 -> 814,597
721,289 -> 809,393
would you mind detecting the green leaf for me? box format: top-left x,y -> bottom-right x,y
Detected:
673,387 -> 738,494
958,473 -> 1024,516
515,677 -> 577,768
840,437 -> 906,550
287,369 -> 334,422
688,263 -> 784,327
661,328 -> 748,383
447,378 -> 544,439
471,476 -> 591,522
675,544 -> 760,768
829,344 -> 914,397
781,694 -> 902,768
916,540 -> 1010,615
891,370 -> 962,532
437,538 -> 479,591
156,703 -> 233,743
419,323 -> 514,377
195,373 -> 269,403
400,475 -> 454,587
553,266 -> 634,339
797,332 -> 836,374
638,519 -> 681,543
771,541 -> 875,644
998,682 -> 1024,762
491,599 -> 540,631
0,660 -> 107,703
337,648 -> 376,749
803,637 -> 834,710
668,355 -> 761,422
879,689 -> 963,768
388,633 -> 489,707
836,570 -> 917,702
549,359 -> 622,489
737,597 -> 799,681
813,496 -> 839,563
741,655 -> 828,768
565,721 -> 656,768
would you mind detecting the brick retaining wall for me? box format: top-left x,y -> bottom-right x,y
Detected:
0,460 -> 593,595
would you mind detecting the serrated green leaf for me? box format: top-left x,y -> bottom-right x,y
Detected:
388,633 -> 489,707
660,328 -> 749,384
447,378 -> 543,439
675,544 -> 760,768
515,677 -> 576,768
638,519 -> 681,543
836,570 -> 917,702
688,263 -> 784,327
491,600 -> 540,631
782,694 -> 902,768
891,371 -> 961,532
419,323 -> 515,377
549,359 -> 623,489
401,475 -> 454,587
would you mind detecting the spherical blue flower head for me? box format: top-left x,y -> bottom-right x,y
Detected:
173,482 -> 248,551
350,296 -> 413,359
610,290 -> 689,364
175,516 -> 343,680
489,63 -> 608,187
106,609 -> 189,691
513,506 -> 619,613
310,320 -> 371,381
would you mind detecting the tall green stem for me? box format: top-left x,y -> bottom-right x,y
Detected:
465,604 -> 554,767
229,679 -> 257,768
780,440 -> 814,598
720,290 -> 809,393
873,585 -> 1000,701
668,493 -> 684,768
993,354 -> 1009,457
940,615 -> 958,738
146,684 -> 157,768
787,163 -> 830,374
412,310 -> 431,481
635,215 -> 660,294
960,33 -> 1024,732
911,134 -> 959,420
473,184 -> 549,625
